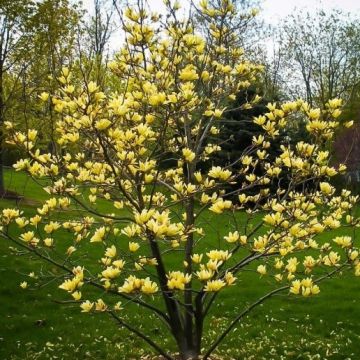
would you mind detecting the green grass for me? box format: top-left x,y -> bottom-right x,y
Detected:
1,168 -> 360,359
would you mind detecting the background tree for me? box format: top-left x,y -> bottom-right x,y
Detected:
198,87 -> 282,198
75,0 -> 116,88
0,0 -> 35,195
194,0 -> 265,59
259,33 -> 286,100
21,0 -> 81,151
0,0 -> 81,193
333,121 -> 360,190
272,9 -> 360,108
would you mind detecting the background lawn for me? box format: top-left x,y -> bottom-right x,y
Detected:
1,168 -> 359,360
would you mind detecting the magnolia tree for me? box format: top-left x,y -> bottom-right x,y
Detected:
2,1 -> 360,359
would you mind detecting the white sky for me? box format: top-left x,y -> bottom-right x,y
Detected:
83,0 -> 360,21
81,0 -> 360,51
143,0 -> 360,21
261,0 -> 360,23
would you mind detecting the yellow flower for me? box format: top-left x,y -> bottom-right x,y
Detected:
64,85 -> 75,94
239,235 -> 247,245
61,67 -> 70,77
355,263 -> 360,276
308,108 -> 320,120
171,240 -> 180,248
90,227 -> 106,242
285,257 -> 299,273
39,92 -> 49,101
134,209 -> 155,225
301,277 -> 313,288
257,265 -> 267,275
95,119 -> 111,130
319,182 -> 333,195
167,271 -> 192,290
207,259 -> 221,272
101,266 -> 121,280
105,245 -> 117,258
128,241 -> 140,252
30,215 -> 41,227
327,98 -> 342,109
209,199 -> 232,214
59,277 -> 82,293
43,238 -> 54,247
114,201 -> 124,209
182,148 -> 196,162
72,291 -> 82,300
245,174 -> 256,182
80,300 -> 94,312
148,93 -> 166,106
20,281 -> 28,289
224,272 -> 236,285
338,164 -> 347,172
213,109 -> 223,118
87,81 -> 98,93
201,71 -> 210,81
263,212 -> 283,226
20,231 -> 39,246
191,253 -> 203,263
194,171 -> 203,183
251,8 -> 259,16
15,217 -> 29,228
95,299 -> 107,311
311,285 -> 320,295
114,302 -> 123,311
66,246 -> 76,255
204,279 -> 226,292
44,221 -> 60,234
303,256 -> 316,272
332,109 -> 341,118
206,250 -> 231,261
323,251 -> 340,266
333,236 -> 352,248
179,66 -> 199,81
141,278 -> 158,294
196,269 -> 214,281
101,257 -> 112,266
350,250 -> 359,261
2,208 -> 20,222
224,231 -> 239,243
208,166 -> 232,181
27,129 -> 37,141
290,280 -> 301,295
118,280 -> 134,293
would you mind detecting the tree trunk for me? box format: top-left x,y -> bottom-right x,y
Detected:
179,346 -> 200,360
0,69 -> 5,194
0,140 -> 4,194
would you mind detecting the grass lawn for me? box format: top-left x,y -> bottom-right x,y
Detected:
1,168 -> 360,359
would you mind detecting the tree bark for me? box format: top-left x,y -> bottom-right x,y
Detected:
0,139 -> 4,194
0,68 -> 5,194
180,349 -> 200,360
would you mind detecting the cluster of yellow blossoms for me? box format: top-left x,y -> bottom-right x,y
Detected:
1,0 -> 359,322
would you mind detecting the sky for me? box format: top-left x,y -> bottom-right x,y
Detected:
261,0 -> 360,23
81,0 -> 360,52
83,0 -> 360,22
142,0 -> 360,21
